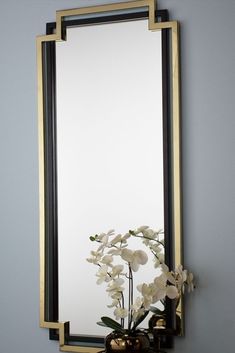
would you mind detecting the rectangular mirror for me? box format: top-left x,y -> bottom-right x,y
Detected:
37,1 -> 182,352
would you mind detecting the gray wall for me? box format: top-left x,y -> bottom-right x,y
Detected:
0,0 -> 234,352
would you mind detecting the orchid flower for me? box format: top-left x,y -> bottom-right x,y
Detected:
96,265 -> 111,285
106,278 -> 125,294
114,307 -> 128,320
121,248 -> 148,272
87,227 -> 195,333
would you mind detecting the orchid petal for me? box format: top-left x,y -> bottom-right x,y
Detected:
121,248 -> 134,262
134,250 -> 148,265
166,285 -> 179,299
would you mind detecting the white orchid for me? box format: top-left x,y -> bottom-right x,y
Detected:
110,291 -> 123,301
110,264 -> 124,278
187,272 -> 194,292
137,283 -> 156,309
166,285 -> 179,299
131,297 -> 143,311
86,250 -> 102,264
88,227 -> 194,334
106,278 -> 125,294
97,233 -> 110,252
101,255 -> 113,266
121,248 -> 148,272
114,307 -> 128,320
149,243 -> 162,254
134,225 -> 149,234
96,265 -> 111,285
110,234 -> 122,245
174,264 -> 188,292
131,297 -> 145,320
153,274 -> 179,301
142,228 -> 156,239
152,274 -> 169,300
107,299 -> 119,308
123,233 -> 131,241
107,248 -> 122,256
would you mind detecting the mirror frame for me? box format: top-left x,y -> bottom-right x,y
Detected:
37,1 -> 182,352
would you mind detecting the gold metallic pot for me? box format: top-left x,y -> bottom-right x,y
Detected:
105,331 -> 150,353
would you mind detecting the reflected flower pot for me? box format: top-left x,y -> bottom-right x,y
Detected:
148,313 -> 181,335
105,331 -> 150,353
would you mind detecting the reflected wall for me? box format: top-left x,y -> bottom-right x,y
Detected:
56,20 -> 164,335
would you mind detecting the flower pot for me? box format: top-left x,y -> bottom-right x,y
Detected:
105,331 -> 150,353
149,314 -> 166,332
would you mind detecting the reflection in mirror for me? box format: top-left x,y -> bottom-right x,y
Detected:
56,19 -> 164,336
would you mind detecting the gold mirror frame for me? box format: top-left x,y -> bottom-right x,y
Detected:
37,1 -> 182,352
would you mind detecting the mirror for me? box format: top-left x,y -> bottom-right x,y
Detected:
37,1 -> 182,352
57,18 -> 165,337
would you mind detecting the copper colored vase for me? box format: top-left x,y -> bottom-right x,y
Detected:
105,331 -> 150,353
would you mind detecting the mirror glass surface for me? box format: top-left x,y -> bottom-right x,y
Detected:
56,19 -> 164,336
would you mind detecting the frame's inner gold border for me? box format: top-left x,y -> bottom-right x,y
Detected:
37,1 -> 182,352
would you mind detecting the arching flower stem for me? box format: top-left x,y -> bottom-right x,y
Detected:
121,292 -> 125,328
128,264 -> 134,331
131,233 -> 164,247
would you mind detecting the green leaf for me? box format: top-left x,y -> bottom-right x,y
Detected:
100,316 -> 125,333
89,235 -> 96,241
149,306 -> 165,315
97,321 -> 108,327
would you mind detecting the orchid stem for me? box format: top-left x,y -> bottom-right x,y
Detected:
128,264 -> 133,331
132,233 -> 164,247
121,292 -> 125,329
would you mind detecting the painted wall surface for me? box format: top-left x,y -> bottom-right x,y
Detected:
0,0 -> 234,353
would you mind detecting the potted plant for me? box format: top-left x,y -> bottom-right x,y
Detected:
87,226 -> 194,352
